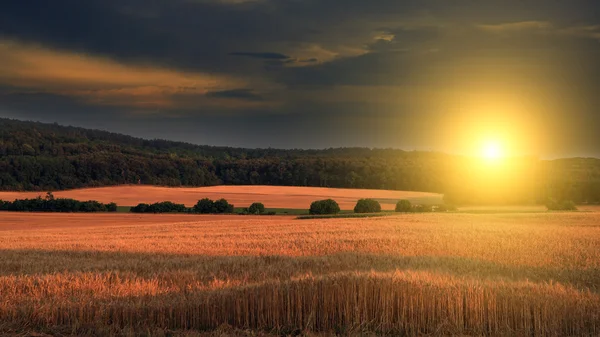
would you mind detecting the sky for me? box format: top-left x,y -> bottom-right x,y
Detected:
1,0 -> 599,158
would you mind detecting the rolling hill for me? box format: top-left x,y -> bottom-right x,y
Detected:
1,118 -> 599,204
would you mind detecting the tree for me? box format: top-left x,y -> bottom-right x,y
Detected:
213,198 -> 234,213
546,198 -> 578,211
248,202 -> 266,215
395,199 -> 412,212
131,203 -> 150,213
353,198 -> 381,213
413,204 -> 432,212
194,198 -> 215,214
309,199 -> 340,215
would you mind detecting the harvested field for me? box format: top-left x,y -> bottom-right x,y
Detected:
0,185 -> 443,210
1,211 -> 599,335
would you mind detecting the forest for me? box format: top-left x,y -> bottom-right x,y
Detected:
1,118 -> 599,204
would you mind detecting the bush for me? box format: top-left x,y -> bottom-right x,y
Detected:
560,200 -> 577,211
413,204 -> 433,213
395,200 -> 412,212
194,198 -> 215,214
353,198 -> 381,213
434,204 -> 447,212
213,198 -> 234,213
0,197 -> 118,213
309,199 -> 341,215
546,199 -> 577,211
193,198 -> 234,214
248,202 -> 266,215
131,203 -> 150,213
130,201 -> 186,213
106,202 -> 118,212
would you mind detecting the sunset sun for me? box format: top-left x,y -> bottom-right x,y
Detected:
481,141 -> 504,161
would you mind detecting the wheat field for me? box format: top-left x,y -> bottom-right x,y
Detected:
0,185 -> 443,210
1,211 -> 599,336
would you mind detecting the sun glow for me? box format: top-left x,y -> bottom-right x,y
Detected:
482,141 -> 504,161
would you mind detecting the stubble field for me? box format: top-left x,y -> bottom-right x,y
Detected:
1,210 -> 599,336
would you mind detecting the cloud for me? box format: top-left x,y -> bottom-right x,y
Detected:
561,25 -> 600,41
229,52 -> 291,60
205,88 -> 264,101
1,0 -> 599,154
477,21 -> 552,33
0,39 -> 250,108
477,21 -> 600,42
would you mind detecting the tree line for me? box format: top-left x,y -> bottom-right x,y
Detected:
130,198 -> 235,214
1,118 -> 599,205
0,192 -> 117,212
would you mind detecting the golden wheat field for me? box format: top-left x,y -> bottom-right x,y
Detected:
1,210 -> 599,336
0,185 -> 443,210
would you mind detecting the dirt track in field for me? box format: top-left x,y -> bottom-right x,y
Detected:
0,185 -> 442,210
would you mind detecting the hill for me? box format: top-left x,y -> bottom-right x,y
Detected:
1,118 -> 599,204
0,118 -> 450,192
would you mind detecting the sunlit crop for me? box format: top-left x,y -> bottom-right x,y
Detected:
1,211 -> 599,335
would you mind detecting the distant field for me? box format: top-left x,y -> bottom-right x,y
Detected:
0,185 -> 443,211
0,211 -> 599,335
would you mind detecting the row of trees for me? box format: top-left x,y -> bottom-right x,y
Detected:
309,198 -> 459,215
130,198 -> 235,214
130,201 -> 186,213
0,192 -> 117,212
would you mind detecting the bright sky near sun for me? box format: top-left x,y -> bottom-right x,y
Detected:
482,141 -> 504,160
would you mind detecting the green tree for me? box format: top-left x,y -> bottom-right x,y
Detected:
309,199 -> 340,215
248,202 -> 266,215
395,199 -> 412,212
213,198 -> 234,213
353,198 -> 381,213
194,198 -> 215,214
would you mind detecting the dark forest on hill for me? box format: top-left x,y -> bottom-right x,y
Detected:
1,118 -> 599,204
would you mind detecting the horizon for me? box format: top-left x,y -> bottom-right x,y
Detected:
1,1 -> 600,158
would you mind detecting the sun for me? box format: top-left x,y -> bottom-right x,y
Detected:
481,141 -> 504,161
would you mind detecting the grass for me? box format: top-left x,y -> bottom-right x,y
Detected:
1,211 -> 599,335
116,205 -> 132,213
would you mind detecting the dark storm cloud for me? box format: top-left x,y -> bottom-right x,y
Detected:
1,0 -> 600,156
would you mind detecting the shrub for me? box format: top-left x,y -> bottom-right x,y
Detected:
413,204 -> 433,213
106,202 -> 118,212
193,198 -> 234,214
354,199 -> 381,213
213,198 -> 234,213
0,197 -> 117,213
546,198 -> 577,211
395,200 -> 412,212
131,203 -> 150,213
560,200 -> 577,211
248,202 -> 266,215
434,204 -> 447,212
194,198 -> 215,214
309,199 -> 341,215
130,201 -> 186,213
